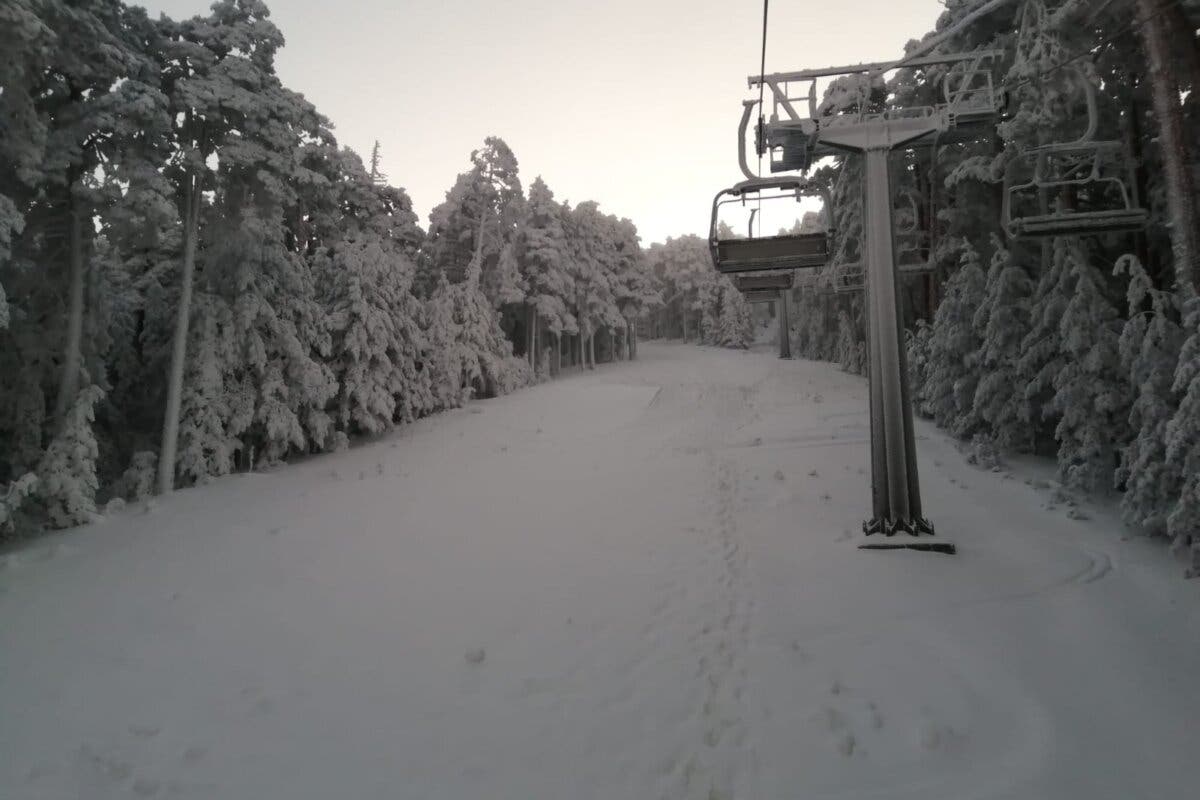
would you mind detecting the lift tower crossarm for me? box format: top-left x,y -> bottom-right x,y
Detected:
746,49 -> 1007,86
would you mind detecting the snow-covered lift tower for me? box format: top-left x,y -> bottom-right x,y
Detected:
744,50 -> 1003,553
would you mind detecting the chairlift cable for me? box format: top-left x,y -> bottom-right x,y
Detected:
756,0 -> 769,236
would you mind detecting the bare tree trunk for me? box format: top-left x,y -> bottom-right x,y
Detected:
158,175 -> 202,495
588,332 -> 595,368
530,307 -> 540,367
1138,0 -> 1200,296
55,199 -> 87,425
533,310 -> 540,376
554,332 -> 561,376
1167,1 -> 1200,99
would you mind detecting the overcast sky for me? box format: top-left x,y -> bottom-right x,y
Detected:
139,0 -> 947,244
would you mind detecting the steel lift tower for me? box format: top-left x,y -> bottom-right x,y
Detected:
713,49 -> 1003,553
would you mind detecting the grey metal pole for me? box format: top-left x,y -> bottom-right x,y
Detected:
778,293 -> 791,358
863,147 -> 911,524
860,146 -> 933,540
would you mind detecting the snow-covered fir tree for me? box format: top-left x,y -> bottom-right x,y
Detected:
36,385 -> 104,528
716,282 -> 753,349
174,293 -> 239,486
921,243 -> 987,436
1165,297 -> 1200,571
1051,243 -> 1129,494
972,238 -> 1036,452
1116,255 -> 1185,534
1016,237 -> 1075,449
837,309 -> 863,375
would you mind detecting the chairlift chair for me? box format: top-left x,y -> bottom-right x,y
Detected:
893,190 -> 937,272
710,178 -> 831,274
1002,64 -> 1148,239
1003,141 -> 1148,238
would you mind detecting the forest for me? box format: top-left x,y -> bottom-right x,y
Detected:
3,0 -> 1199,573
0,0 -> 763,534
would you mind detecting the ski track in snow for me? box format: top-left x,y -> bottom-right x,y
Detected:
2,342 -> 1199,800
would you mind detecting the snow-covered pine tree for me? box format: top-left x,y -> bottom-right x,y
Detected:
318,149 -> 431,433
921,242 -> 987,435
1050,242 -> 1129,494
643,235 -> 710,342
445,215 -> 530,399
208,203 -> 336,466
1164,297 -> 1200,572
837,309 -> 863,374
423,272 -> 470,412
174,293 -> 238,485
1016,236 -> 1075,450
717,282 -> 752,349
155,0 -> 298,490
1115,255 -> 1185,534
696,273 -> 722,346
514,178 -> 576,376
323,236 -> 405,433
906,319 -> 933,416
418,137 -> 525,305
608,216 -> 657,360
36,385 -> 104,528
972,237 -> 1036,452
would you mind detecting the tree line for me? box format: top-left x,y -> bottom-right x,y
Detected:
0,0 -> 660,533
641,233 -> 757,349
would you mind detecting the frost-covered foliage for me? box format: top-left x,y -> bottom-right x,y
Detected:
175,293 -> 240,485
1051,245 -> 1128,494
906,320 -> 933,409
921,244 -> 987,434
0,473 -> 38,535
1165,298 -> 1200,569
837,310 -> 864,375
115,451 -> 158,503
972,239 -> 1035,452
1116,256 -> 1184,534
36,386 -> 104,528
716,282 -> 754,349
643,239 -> 755,352
418,137 -> 524,303
1016,238 -> 1074,445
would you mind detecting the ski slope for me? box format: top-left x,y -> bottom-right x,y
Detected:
2,342 -> 1197,800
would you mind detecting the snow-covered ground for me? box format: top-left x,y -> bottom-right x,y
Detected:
2,342 -> 1198,800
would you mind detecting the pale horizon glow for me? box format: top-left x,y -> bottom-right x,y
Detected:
139,0 -> 947,244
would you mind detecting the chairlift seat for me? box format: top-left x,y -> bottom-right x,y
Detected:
735,272 -> 795,292
1007,208 -> 1149,239
742,288 -> 783,303
831,259 -> 935,294
713,234 -> 829,273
